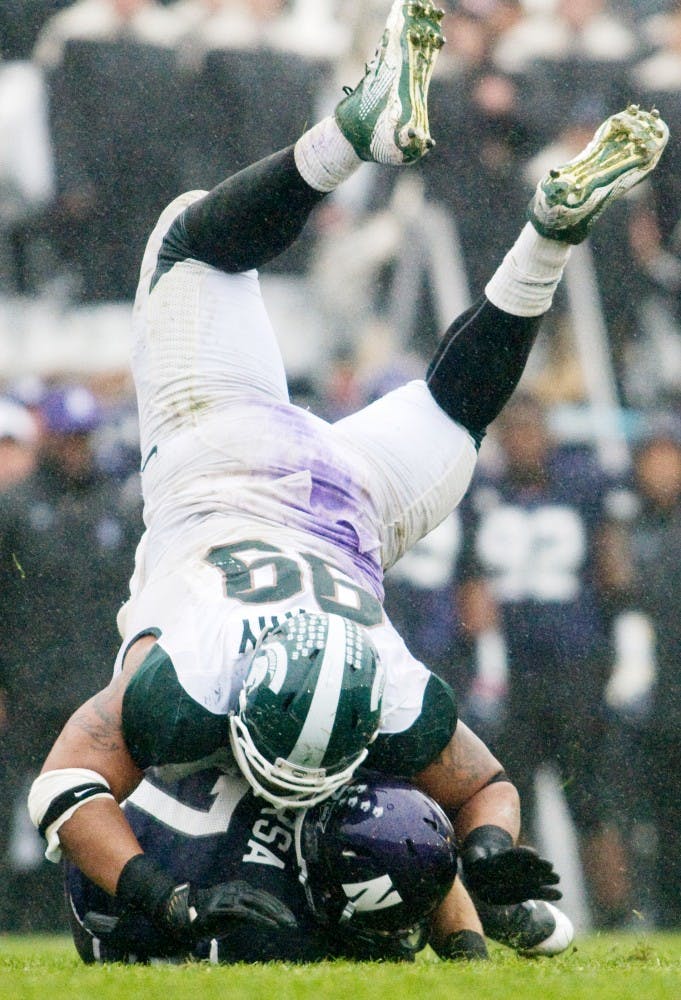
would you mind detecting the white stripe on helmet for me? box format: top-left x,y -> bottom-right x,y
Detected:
288,613 -> 349,769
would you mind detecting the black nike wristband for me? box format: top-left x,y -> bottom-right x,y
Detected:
462,825 -> 514,865
116,854 -> 178,919
434,929 -> 489,961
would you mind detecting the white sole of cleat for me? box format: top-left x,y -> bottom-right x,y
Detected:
522,903 -> 574,956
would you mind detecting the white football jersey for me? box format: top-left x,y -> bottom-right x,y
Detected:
117,191 -> 477,742
116,537 -> 433,739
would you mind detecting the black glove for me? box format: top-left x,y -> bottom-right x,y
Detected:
83,908 -> 180,960
461,825 -> 562,905
116,855 -> 297,947
186,880 -> 297,938
432,929 -> 490,962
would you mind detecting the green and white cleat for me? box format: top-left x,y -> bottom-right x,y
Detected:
335,1 -> 445,165
529,105 -> 669,244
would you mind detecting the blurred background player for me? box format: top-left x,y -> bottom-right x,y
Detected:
0,396 -> 38,492
457,391 -> 633,928
604,413 -> 681,929
0,384 -> 141,931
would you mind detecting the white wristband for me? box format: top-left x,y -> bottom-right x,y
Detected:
28,768 -> 114,863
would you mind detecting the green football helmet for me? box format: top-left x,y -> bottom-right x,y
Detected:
229,612 -> 385,809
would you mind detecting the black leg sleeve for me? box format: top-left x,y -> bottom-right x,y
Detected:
426,296 -> 543,445
180,146 -> 327,273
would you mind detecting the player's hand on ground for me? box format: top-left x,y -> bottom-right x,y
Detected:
88,879 -> 296,955
157,880 -> 297,943
461,826 -> 562,905
188,880 -> 297,936
116,856 -> 298,946
83,908 -> 182,959
464,845 -> 562,904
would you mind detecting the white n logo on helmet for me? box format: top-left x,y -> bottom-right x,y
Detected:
341,874 -> 403,912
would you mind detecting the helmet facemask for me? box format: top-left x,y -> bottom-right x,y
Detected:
229,712 -> 369,809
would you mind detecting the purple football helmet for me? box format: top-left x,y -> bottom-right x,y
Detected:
294,775 -> 458,945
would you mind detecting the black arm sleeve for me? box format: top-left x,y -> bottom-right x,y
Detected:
166,146 -> 326,275
426,297 -> 542,445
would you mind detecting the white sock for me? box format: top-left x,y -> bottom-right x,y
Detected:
294,116 -> 362,193
485,222 -> 572,317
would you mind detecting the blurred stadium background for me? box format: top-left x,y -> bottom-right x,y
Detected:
1,0 -> 681,947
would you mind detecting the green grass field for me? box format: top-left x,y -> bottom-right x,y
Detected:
2,933 -> 681,1000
